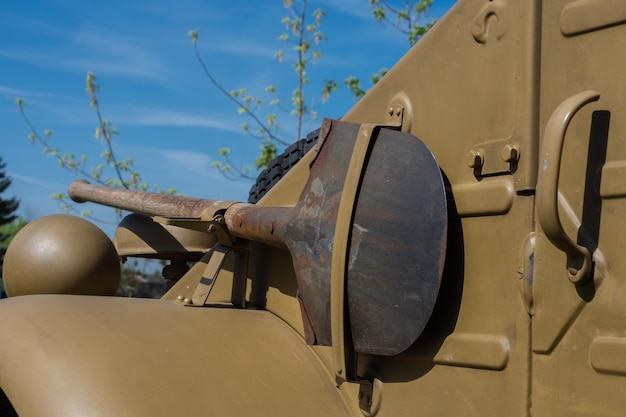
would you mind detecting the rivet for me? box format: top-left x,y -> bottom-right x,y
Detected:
388,107 -> 394,116
466,149 -> 484,168
395,107 -> 401,116
184,298 -> 192,305
176,295 -> 184,301
208,224 -> 218,233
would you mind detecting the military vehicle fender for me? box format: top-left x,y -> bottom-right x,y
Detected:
0,295 -> 354,417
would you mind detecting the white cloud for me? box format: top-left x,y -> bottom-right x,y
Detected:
69,28 -> 166,80
112,144 -> 252,200
115,108 -> 242,133
0,84 -> 82,103
0,84 -> 38,99
0,13 -> 72,39
156,149 -> 214,176
0,14 -> 167,81
317,0 -> 375,20
113,145 -> 215,178
0,45 -> 164,81
8,172 -> 64,189
205,38 -> 278,59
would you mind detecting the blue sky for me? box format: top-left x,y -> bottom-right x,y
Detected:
1,0 -> 456,235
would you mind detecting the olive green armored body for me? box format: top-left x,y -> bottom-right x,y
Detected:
2,0 -> 626,415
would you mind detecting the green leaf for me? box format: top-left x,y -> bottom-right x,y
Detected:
370,68 -> 388,84
254,143 -> 277,169
274,50 -> 284,63
321,80 -> 337,102
372,7 -> 385,20
267,114 -> 276,127
313,8 -> 326,25
344,76 -> 366,100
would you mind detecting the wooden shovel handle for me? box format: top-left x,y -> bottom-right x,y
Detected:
69,180 -> 291,247
69,180 -> 217,219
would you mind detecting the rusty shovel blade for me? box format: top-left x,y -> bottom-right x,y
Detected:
284,119 -> 447,355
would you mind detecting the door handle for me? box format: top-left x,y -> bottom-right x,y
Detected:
537,90 -> 600,284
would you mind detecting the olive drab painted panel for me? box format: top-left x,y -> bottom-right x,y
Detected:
342,0 -> 538,415
532,0 -> 626,415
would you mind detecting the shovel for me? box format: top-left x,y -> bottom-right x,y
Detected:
69,118 -> 447,357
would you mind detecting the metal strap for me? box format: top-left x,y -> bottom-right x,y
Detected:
191,244 -> 229,306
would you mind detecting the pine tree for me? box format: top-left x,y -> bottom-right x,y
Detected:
0,157 -> 20,280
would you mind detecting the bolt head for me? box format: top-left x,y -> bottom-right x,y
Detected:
466,149 -> 484,168
501,144 -> 520,162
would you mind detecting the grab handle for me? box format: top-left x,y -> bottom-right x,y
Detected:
537,90 -> 600,283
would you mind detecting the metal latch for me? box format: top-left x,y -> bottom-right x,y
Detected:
190,244 -> 229,306
174,244 -> 229,307
358,379 -> 383,417
466,136 -> 520,178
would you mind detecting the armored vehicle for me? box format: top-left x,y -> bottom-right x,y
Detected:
2,0 -> 626,415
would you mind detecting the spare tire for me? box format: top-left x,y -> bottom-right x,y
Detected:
248,128 -> 319,203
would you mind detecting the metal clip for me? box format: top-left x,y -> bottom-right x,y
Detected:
358,378 -> 383,417
187,244 -> 229,306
